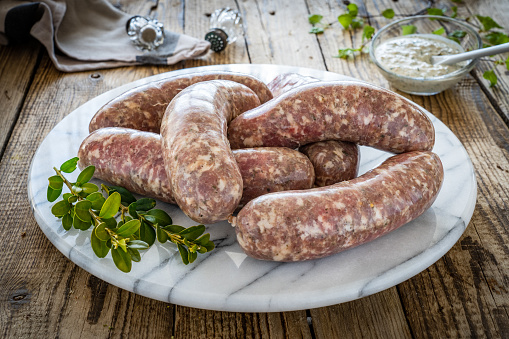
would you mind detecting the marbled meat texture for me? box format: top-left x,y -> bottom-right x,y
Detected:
234,147 -> 315,208
267,72 -> 321,98
89,71 -> 273,133
78,127 -> 176,204
228,81 -> 435,153
78,128 -> 316,208
231,151 -> 444,262
161,80 -> 261,224
300,140 -> 359,187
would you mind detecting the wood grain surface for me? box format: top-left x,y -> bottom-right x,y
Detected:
1,0 -> 508,338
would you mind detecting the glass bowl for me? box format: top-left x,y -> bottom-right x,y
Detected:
369,15 -> 482,95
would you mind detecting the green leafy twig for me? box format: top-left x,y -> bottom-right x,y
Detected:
47,157 -> 215,272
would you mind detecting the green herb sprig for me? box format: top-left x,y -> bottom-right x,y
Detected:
308,1 -> 509,86
47,157 -> 215,272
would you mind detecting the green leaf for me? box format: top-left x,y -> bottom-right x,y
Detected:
81,183 -> 98,195
60,157 -> 79,173
106,186 -> 137,205
485,32 -> 509,46
91,230 -> 110,258
99,192 -> 121,219
402,24 -> 417,35
188,250 -> 198,264
427,8 -> 444,17
476,15 -> 503,32
308,14 -> 323,25
62,213 -> 73,231
51,200 -> 71,217
74,200 -> 92,222
179,225 -> 206,241
449,30 -> 466,39
117,238 -> 128,252
94,222 -> 110,241
483,70 -> 497,87
362,25 -> 375,41
335,48 -> 358,59
139,221 -> 156,246
102,217 -> 118,229
127,239 -> 150,250
76,166 -> 95,185
73,212 -> 92,230
86,192 -> 105,210
47,186 -> 62,203
127,248 -> 141,262
162,225 -> 186,234
156,224 -> 169,243
382,8 -> 394,19
433,27 -> 445,35
134,198 -> 156,211
116,219 -> 141,237
111,247 -> 132,273
178,244 -> 189,265
338,14 -> 353,29
347,3 -> 358,17
144,209 -> 172,226
451,0 -> 462,3
309,26 -> 324,34
451,6 -> 458,19
48,175 -> 64,190
350,18 -> 364,29
505,56 -> 509,71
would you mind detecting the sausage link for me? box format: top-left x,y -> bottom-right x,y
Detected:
228,81 -> 435,153
161,80 -> 261,224
267,73 -> 321,98
89,71 -> 273,133
230,151 -> 443,261
299,140 -> 359,187
77,128 -> 315,207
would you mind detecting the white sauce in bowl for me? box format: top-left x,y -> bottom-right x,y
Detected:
375,34 -> 465,78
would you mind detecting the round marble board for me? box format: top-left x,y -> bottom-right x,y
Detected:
28,64 -> 477,313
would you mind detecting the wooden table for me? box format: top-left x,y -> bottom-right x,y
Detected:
1,0 -> 508,337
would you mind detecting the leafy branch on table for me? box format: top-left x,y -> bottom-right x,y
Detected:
47,157 -> 214,272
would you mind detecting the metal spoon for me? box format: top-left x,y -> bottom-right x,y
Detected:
431,42 -> 509,65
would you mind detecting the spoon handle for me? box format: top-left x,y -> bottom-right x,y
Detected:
432,42 -> 509,65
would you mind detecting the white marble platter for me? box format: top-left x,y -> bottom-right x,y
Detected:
28,64 -> 477,313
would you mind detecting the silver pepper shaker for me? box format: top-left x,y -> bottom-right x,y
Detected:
205,8 -> 244,52
126,15 -> 165,52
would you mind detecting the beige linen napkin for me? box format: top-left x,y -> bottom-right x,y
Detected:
0,0 -> 210,72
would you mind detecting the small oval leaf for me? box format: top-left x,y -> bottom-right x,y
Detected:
94,222 -> 109,241
76,165 -> 95,185
75,200 -> 92,222
62,213 -> 73,231
99,192 -> 121,219
91,230 -> 110,258
51,200 -> 70,217
111,247 -> 132,273
116,219 -> 141,238
60,157 -> 79,173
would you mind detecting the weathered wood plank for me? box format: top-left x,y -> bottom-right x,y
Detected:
0,40 -> 40,158
309,288 -> 412,339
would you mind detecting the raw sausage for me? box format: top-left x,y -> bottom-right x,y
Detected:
230,151 -> 443,261
228,81 -> 435,153
160,80 -> 260,224
267,73 -> 321,98
89,71 -> 273,133
77,128 -> 315,207
299,140 -> 359,187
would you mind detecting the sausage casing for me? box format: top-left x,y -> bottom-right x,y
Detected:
89,71 -> 273,133
77,128 -> 315,207
299,140 -> 359,187
161,80 -> 261,224
230,151 -> 444,261
228,81 -> 435,153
